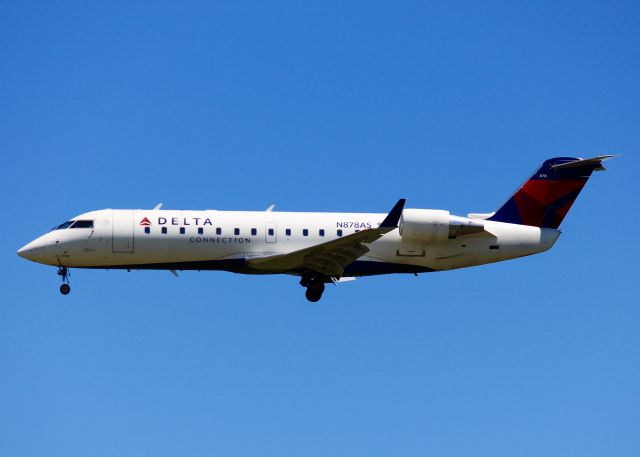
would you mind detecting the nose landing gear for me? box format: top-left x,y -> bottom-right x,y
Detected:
300,273 -> 326,302
57,266 -> 71,295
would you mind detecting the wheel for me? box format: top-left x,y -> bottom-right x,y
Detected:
305,288 -> 321,302
305,282 -> 325,302
60,284 -> 71,295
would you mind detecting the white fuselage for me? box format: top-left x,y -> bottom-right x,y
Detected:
18,208 -> 561,276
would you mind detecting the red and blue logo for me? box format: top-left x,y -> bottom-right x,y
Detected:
489,157 -> 600,228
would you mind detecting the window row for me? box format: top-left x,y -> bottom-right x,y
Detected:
143,227 -> 344,237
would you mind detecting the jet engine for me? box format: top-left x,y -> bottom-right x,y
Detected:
399,209 -> 485,242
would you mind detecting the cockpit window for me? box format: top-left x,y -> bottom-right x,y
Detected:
51,221 -> 74,231
70,220 -> 94,229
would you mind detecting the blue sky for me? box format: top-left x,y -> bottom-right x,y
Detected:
1,1 -> 638,456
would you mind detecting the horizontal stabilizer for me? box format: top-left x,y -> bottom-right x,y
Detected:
551,155 -> 617,171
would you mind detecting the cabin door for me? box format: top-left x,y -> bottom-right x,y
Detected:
112,210 -> 134,253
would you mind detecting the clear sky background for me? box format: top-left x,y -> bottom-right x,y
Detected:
1,1 -> 638,456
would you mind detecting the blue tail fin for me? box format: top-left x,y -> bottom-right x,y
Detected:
488,156 -> 613,228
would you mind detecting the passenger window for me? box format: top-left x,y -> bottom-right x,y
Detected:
179,227 -> 185,235
337,229 -> 343,237
319,229 -> 325,237
234,228 -> 240,235
144,227 -> 150,234
70,220 -> 94,229
161,227 -> 167,234
251,228 -> 257,236
216,227 -> 222,235
268,228 -> 274,236
198,227 -> 203,235
285,229 -> 291,236
303,229 -> 308,236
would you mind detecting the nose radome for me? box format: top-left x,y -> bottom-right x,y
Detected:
18,240 -> 39,260
17,244 -> 30,259
17,238 -> 47,262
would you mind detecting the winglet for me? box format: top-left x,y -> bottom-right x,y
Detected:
380,199 -> 406,229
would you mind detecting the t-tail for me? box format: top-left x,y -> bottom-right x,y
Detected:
488,156 -> 615,229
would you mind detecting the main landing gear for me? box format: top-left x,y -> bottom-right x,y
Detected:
300,274 -> 326,302
57,266 -> 71,295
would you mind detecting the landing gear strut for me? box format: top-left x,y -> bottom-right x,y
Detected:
57,266 -> 71,295
300,274 -> 326,302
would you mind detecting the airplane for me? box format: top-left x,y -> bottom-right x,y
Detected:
17,156 -> 614,302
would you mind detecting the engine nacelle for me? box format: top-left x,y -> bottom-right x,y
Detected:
400,209 -> 485,242
399,209 -> 450,242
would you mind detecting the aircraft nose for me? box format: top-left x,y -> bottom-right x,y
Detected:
17,245 -> 28,259
17,241 -> 37,260
17,238 -> 48,262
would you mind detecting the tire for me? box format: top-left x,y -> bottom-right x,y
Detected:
60,284 -> 71,295
305,282 -> 325,302
305,288 -> 321,302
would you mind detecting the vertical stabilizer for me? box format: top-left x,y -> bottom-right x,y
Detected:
488,156 -> 614,228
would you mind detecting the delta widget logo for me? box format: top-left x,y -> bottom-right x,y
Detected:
139,217 -> 152,226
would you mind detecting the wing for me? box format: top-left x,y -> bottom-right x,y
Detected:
246,199 -> 406,277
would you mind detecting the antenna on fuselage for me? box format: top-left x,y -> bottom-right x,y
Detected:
266,204 -> 275,212
153,203 -> 163,210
